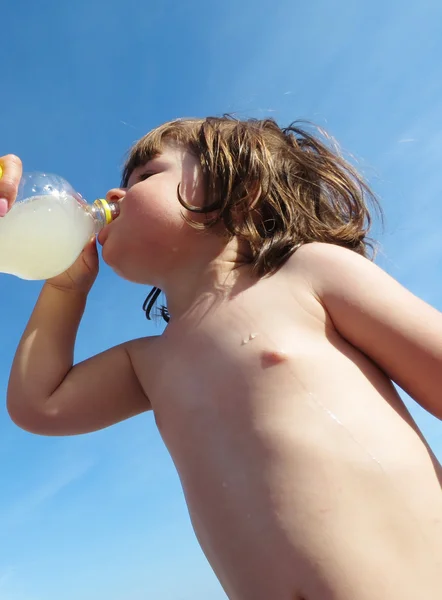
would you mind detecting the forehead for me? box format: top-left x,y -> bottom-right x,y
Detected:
122,119 -> 206,187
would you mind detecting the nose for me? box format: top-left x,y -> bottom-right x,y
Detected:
105,187 -> 126,203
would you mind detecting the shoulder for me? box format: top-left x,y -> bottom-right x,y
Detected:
124,335 -> 165,398
124,335 -> 164,375
283,242 -> 392,322
288,241 -> 372,271
125,334 -> 163,360
285,242 -> 377,295
286,243 -> 442,419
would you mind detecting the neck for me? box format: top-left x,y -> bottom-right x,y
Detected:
159,241 -> 256,323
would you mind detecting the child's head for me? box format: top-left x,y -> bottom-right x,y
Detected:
116,116 -> 380,320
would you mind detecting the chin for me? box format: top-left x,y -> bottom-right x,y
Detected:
111,266 -> 135,281
109,262 -> 153,285
101,240 -> 123,273
101,242 -> 158,284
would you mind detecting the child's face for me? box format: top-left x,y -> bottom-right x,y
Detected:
101,143 -> 206,285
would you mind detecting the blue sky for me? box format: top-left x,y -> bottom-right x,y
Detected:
0,0 -> 441,598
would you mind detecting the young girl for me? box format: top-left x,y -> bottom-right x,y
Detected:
6,117 -> 442,600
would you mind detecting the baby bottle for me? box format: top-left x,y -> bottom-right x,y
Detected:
0,169 -> 119,280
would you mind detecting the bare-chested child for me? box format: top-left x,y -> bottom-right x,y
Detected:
4,117 -> 442,600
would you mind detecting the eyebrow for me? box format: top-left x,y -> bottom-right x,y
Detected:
127,159 -> 162,185
138,156 -> 165,172
139,155 -> 165,169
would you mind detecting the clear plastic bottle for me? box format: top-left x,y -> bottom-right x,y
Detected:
0,172 -> 119,280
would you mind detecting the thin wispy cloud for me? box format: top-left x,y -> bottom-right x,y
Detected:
1,457 -> 96,531
0,566 -> 16,590
0,566 -> 42,600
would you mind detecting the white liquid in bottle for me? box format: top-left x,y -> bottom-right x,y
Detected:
0,194 -> 96,280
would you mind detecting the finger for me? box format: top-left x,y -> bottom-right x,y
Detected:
83,237 -> 99,260
84,237 -> 98,252
82,240 -> 99,273
0,154 -> 23,216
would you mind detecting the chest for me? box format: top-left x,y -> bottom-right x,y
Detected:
148,326 -> 330,456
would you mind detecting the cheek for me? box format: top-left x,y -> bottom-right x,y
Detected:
101,185 -> 191,270
101,210 -> 161,267
125,186 -> 175,228
129,189 -> 187,244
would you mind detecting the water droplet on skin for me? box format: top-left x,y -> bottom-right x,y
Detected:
306,392 -> 383,469
241,333 -> 259,346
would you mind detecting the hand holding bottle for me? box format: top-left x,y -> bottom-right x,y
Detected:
0,154 -> 22,216
0,172 -> 119,280
46,238 -> 99,294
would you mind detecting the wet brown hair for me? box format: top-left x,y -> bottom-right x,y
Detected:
121,115 -> 381,322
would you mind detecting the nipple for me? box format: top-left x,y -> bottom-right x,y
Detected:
261,349 -> 288,368
240,332 -> 288,367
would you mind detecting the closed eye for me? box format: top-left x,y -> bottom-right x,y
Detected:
138,172 -> 155,182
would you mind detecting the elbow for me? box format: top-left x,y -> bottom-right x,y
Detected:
6,391 -> 58,436
410,390 -> 442,422
427,405 -> 442,422
7,401 -> 43,435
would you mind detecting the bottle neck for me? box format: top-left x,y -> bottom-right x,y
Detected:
93,198 -> 120,224
87,198 -> 120,234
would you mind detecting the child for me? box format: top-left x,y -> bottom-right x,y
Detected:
7,117 -> 442,600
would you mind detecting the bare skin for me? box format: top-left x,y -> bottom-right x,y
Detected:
135,249 -> 442,600
7,146 -> 442,599
0,153 -> 22,216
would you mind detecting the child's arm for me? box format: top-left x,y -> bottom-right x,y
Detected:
7,243 -> 151,436
295,242 -> 442,420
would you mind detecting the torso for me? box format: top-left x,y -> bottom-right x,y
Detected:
131,257 -> 442,600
